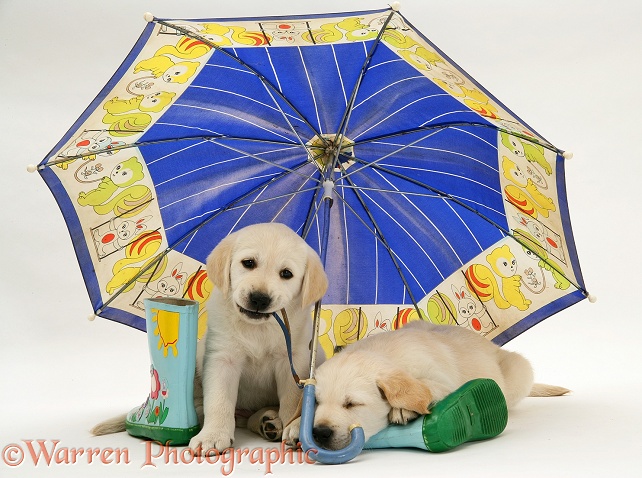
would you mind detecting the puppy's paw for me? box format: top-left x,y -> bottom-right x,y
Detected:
282,417 -> 300,447
259,411 -> 283,442
388,407 -> 419,425
189,430 -> 234,455
247,408 -> 283,441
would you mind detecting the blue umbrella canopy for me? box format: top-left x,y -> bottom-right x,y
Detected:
37,6 -> 588,349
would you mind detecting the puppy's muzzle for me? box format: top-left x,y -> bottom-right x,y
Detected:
312,425 -> 334,449
238,291 -> 273,320
248,291 -> 272,311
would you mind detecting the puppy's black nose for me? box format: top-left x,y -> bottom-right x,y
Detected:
248,291 -> 272,311
312,425 -> 333,447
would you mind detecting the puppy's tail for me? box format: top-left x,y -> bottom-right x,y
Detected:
90,413 -> 127,436
529,383 -> 571,397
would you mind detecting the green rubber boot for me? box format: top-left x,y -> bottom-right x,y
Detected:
125,297 -> 200,446
364,378 -> 508,452
423,378 -> 508,452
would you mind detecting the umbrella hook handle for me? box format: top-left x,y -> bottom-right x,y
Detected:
298,381 -> 365,464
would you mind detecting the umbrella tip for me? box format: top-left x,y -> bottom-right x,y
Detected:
143,12 -> 155,22
87,313 -> 97,321
26,164 -> 37,173
587,293 -> 597,303
391,1 -> 401,11
562,151 -> 574,160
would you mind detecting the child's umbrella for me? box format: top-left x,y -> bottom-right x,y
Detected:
31,3 -> 592,463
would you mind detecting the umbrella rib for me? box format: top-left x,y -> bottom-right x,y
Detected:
365,168 -> 465,265
336,167 -> 422,310
335,184 -> 505,232
338,129 -> 447,183
257,65 -> 320,163
331,10 -> 396,168
354,186 -> 445,281
355,159 -> 589,296
95,161 -> 313,314
300,184 -> 325,243
333,185 -> 426,301
225,186 -> 321,215
46,134 -> 299,166
206,139 -> 322,184
353,122 -> 562,155
152,19 -> 324,140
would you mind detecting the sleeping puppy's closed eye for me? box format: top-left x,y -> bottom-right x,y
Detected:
312,321 -> 569,450
312,349 -> 434,451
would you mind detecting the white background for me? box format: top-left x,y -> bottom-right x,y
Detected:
1,0 -> 641,476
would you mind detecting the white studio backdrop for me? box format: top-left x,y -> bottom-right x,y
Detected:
1,1 -> 640,477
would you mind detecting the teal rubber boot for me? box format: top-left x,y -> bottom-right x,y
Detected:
125,297 -> 200,445
364,378 -> 508,452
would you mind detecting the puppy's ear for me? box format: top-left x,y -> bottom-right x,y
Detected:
301,248 -> 328,308
376,370 -> 433,415
206,233 -> 236,294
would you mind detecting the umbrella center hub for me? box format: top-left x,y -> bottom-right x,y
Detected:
307,134 -> 355,172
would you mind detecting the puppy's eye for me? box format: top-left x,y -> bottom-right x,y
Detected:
343,400 -> 362,409
241,259 -> 256,269
280,269 -> 293,279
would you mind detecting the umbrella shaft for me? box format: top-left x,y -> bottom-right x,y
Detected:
309,175 -> 334,379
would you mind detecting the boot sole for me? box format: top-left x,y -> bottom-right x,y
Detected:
423,378 -> 508,452
126,421 -> 201,446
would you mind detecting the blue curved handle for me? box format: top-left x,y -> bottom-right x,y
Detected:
299,382 -> 365,464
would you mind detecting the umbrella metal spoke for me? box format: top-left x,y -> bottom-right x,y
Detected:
337,129 -> 447,183
224,186 -> 321,214
352,158 -> 589,297
333,183 -> 426,303
334,162 -> 423,311
259,76 -> 320,163
331,10 -> 396,170
205,138 -> 322,184
153,19 -> 324,141
352,122 -> 560,155
335,181 -> 505,217
45,134 -> 300,168
361,167 -> 465,266
95,160 -> 315,314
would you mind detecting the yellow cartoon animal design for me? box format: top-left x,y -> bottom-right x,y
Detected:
501,132 -> 552,176
391,307 -> 426,330
134,56 -> 199,84
152,308 -> 181,357
182,269 -> 214,340
302,16 -> 416,47
466,245 -> 531,311
398,46 -> 443,71
426,291 -> 457,325
302,18 -> 350,44
156,36 -> 213,59
514,229 -> 571,290
316,308 -> 336,358
102,92 -> 176,137
133,35 -> 214,85
77,156 -> 152,218
200,23 -> 271,46
434,79 -> 499,119
487,245 -> 531,311
502,156 -> 556,218
504,184 -> 555,219
333,308 -> 368,351
105,230 -> 168,295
